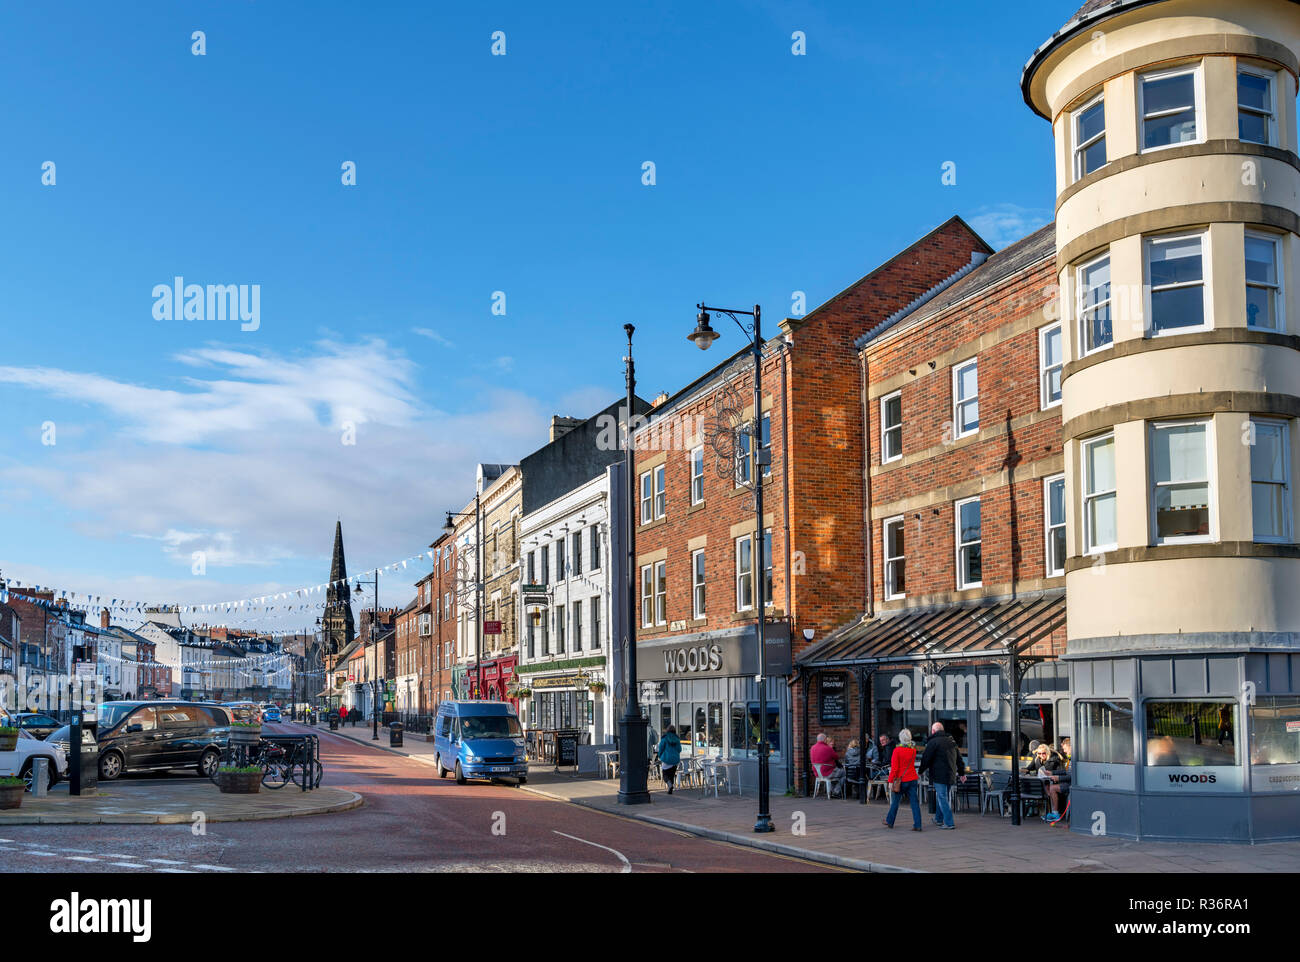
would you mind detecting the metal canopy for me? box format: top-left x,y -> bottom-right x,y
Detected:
798,592 -> 1065,669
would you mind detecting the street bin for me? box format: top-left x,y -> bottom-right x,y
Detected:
328,711 -> 339,731
389,722 -> 404,747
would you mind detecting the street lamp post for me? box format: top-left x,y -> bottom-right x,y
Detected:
355,572 -> 382,740
618,323 -> 651,806
688,302 -> 775,834
444,494 -> 484,700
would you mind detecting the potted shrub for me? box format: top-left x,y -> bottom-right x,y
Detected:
0,776 -> 25,809
228,721 -> 262,746
216,765 -> 262,794
0,726 -> 18,752
587,681 -> 606,695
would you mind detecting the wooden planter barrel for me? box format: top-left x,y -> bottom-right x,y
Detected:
0,733 -> 18,752
0,784 -> 25,809
229,728 -> 262,746
216,771 -> 261,794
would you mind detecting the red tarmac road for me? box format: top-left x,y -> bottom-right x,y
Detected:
1,722 -> 838,873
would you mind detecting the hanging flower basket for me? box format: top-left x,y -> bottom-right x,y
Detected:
216,767 -> 262,794
0,728 -> 18,752
587,681 -> 607,695
508,687 -> 531,699
0,777 -> 24,809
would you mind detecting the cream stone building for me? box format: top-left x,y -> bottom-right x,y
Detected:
1024,0 -> 1300,840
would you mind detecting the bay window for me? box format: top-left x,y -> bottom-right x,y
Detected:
1146,234 -> 1207,334
1141,65 -> 1201,150
1083,433 -> 1117,553
1238,65 -> 1276,146
1251,419 -> 1291,543
1073,93 -> 1106,177
1245,232 -> 1282,331
1150,420 -> 1212,543
1078,254 -> 1112,354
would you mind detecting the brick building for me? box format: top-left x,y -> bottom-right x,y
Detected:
797,224 -> 1070,781
428,533 -> 457,709
631,217 -> 992,790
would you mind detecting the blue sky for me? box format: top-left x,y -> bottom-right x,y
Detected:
0,0 -> 1069,628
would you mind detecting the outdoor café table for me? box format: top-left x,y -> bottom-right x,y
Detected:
596,749 -> 619,779
707,758 -> 742,796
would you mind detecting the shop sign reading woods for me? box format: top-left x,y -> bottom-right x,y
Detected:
641,623 -> 793,682
665,644 -> 724,675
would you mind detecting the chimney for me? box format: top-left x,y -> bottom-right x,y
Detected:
549,415 -> 583,442
652,392 -> 669,407
100,608 -> 111,630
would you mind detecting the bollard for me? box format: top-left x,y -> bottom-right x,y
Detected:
31,757 -> 49,798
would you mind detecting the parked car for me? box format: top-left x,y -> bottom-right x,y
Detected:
260,705 -> 282,723
91,701 -> 233,780
222,702 -> 263,725
13,712 -> 62,741
432,700 -> 527,785
0,728 -> 67,791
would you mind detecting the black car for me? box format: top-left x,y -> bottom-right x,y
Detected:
93,701 -> 233,780
14,712 -> 61,740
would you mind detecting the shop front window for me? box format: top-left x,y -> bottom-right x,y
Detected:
1250,697 -> 1300,791
979,701 -> 1050,759
677,702 -> 694,753
1144,700 -> 1237,767
731,702 -> 781,759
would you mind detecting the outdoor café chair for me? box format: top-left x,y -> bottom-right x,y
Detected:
982,772 -> 1010,816
811,762 -> 841,799
700,758 -> 730,797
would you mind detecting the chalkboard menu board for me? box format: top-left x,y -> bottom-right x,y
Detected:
819,673 -> 849,726
555,733 -> 579,769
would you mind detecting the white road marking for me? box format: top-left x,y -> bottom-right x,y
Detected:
145,858 -> 186,865
109,862 -> 144,869
552,830 -> 632,873
28,851 -> 60,857
192,864 -> 234,872
66,856 -> 99,862
156,868 -> 191,873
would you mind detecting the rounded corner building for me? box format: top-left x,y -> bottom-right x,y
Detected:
1023,0 -> 1300,840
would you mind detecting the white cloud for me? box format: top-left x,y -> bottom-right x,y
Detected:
0,339 -> 603,620
411,327 -> 455,348
966,204 -> 1053,250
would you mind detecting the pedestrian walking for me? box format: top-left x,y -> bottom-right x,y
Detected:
918,722 -> 965,829
339,705 -> 349,726
882,728 -> 922,831
657,725 -> 683,795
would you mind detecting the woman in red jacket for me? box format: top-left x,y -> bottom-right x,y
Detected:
882,728 -> 923,831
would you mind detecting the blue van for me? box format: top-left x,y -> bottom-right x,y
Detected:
433,700 -> 528,785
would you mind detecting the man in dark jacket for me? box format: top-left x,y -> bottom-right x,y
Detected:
876,734 -> 896,776
918,722 -> 966,829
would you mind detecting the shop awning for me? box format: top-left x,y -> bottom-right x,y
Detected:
797,591 -> 1065,669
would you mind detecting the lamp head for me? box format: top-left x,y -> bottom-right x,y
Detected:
443,512 -> 455,533
688,310 -> 720,351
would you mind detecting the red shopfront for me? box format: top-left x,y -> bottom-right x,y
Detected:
469,655 -> 518,709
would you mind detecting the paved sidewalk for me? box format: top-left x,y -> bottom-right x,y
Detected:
0,779 -> 361,825
311,722 -> 1300,872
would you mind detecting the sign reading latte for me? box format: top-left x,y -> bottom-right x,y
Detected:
664,644 -> 724,676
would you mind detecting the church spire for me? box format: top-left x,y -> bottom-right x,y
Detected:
330,519 -> 348,582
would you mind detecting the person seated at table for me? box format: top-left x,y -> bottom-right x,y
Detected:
810,733 -> 840,791
842,739 -> 864,797
864,735 -> 881,770
1025,743 -> 1062,775
876,733 -> 896,777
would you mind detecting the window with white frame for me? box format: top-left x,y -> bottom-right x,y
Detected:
1246,232 -> 1283,331
736,431 -> 752,487
955,497 -> 982,589
1251,419 -> 1291,543
1039,324 -> 1063,408
590,596 -> 601,648
590,524 -> 600,569
1083,433 -> 1117,553
690,446 -> 705,504
735,536 -> 754,611
883,516 -> 905,600
1078,254 -> 1112,354
654,560 -> 667,626
640,564 -> 653,627
555,537 -> 566,579
1141,65 -> 1201,151
572,530 -> 582,575
1150,421 -> 1212,543
1073,93 -> 1106,178
1045,475 -> 1066,576
1238,65 -> 1276,146
952,359 -> 979,438
758,414 -> 772,478
640,471 -> 654,524
692,549 -> 707,619
654,464 -> 666,518
540,544 -> 549,583
881,390 -> 902,462
1146,234 -> 1207,335
572,600 -> 583,652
